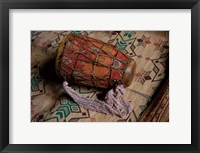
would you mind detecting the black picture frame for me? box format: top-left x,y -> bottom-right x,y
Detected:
0,0 -> 199,153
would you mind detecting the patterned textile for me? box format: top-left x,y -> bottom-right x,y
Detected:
31,31 -> 169,122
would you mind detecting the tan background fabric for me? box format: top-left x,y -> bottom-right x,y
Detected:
31,31 -> 169,122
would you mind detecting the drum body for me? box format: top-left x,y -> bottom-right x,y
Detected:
55,34 -> 136,88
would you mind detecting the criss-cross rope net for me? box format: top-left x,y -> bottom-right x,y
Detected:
56,34 -> 132,88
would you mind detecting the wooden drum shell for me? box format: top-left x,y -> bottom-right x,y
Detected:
55,34 -> 136,88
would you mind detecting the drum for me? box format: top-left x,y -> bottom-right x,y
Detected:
55,34 -> 136,88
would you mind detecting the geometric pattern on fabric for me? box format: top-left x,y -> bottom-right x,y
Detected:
31,31 -> 169,122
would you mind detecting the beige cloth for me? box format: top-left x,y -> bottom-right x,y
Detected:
31,31 -> 169,122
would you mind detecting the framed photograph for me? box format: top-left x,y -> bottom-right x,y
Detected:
0,0 -> 199,153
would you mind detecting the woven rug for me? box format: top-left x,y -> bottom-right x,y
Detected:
31,31 -> 169,122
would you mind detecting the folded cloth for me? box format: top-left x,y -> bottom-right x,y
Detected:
63,81 -> 132,117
